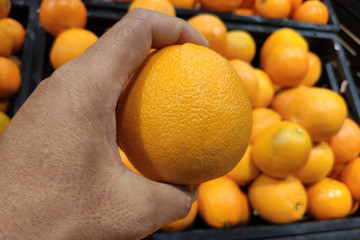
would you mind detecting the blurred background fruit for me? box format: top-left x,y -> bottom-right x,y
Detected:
0,56 -> 20,98
129,0 -> 176,16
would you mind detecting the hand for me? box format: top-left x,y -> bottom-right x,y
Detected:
0,9 -> 208,240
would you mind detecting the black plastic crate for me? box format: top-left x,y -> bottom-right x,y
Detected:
7,0 -> 38,117
82,0 -> 340,32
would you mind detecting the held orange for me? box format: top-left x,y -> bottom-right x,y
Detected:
198,176 -> 250,228
117,43 -> 252,185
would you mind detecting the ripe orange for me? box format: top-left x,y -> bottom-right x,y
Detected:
270,85 -> 306,118
260,28 -> 308,68
200,0 -> 243,12
198,176 -> 250,228
224,30 -> 256,63
0,97 -> 8,112
290,0 -> 302,13
39,0 -> 87,36
117,43 -> 252,185
161,200 -> 198,231
326,118 -> 360,164
252,121 -> 311,178
248,174 -> 307,224
283,87 -> 348,141
50,28 -> 98,69
0,26 -> 12,57
254,0 -> 291,19
341,157 -> 360,201
295,141 -> 334,185
226,145 -> 260,186
0,0 -> 10,19
230,59 -> 259,106
328,163 -> 344,181
187,14 -> 227,55
250,107 -> 281,143
168,0 -> 195,8
119,148 -> 141,175
264,45 -> 309,87
0,111 -> 10,133
129,0 -> 176,16
307,177 -> 352,220
252,69 -> 275,108
299,51 -> 322,86
0,56 -> 20,97
233,8 -> 255,16
292,1 -> 329,25
0,18 -> 25,53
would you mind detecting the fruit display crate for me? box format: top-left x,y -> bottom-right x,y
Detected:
82,0 -> 340,32
7,0 -> 38,117
27,7 -> 360,239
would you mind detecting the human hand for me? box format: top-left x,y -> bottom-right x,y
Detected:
0,9 -> 208,240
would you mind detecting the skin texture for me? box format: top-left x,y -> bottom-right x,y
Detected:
0,9 -> 208,240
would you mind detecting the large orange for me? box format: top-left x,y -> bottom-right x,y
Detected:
299,51 -> 322,86
0,0 -> 10,19
200,0 -> 243,12
264,45 -> 309,87
230,59 -> 259,106
252,69 -> 275,108
341,157 -> 360,201
161,201 -> 198,231
226,145 -> 260,186
260,28 -> 308,68
250,107 -> 281,143
252,121 -> 312,178
326,118 -> 360,164
129,0 -> 176,16
0,56 -> 20,97
39,0 -> 87,36
0,26 -> 12,57
254,0 -> 291,19
50,28 -> 98,69
0,111 -> 10,133
248,174 -> 307,224
187,14 -> 227,55
270,85 -> 306,118
292,1 -> 329,25
168,0 -> 195,8
117,43 -> 252,185
283,87 -> 348,141
198,176 -> 250,228
295,141 -> 334,185
224,30 -> 256,63
307,177 -> 352,220
0,18 -> 25,53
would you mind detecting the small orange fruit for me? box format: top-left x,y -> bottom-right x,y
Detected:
161,201 -> 198,231
299,51 -> 322,86
0,18 -> 26,53
187,14 -> 227,55
117,43 -> 252,185
0,26 -> 12,57
341,157 -> 360,201
168,0 -> 195,8
119,148 -> 141,175
50,28 -> 98,69
230,59 -> 259,106
39,0 -> 87,36
198,176 -> 250,228
270,85 -> 306,118
307,177 -> 352,220
292,0 -> 329,25
0,56 -> 20,97
264,45 -> 309,87
252,121 -> 312,178
326,118 -> 360,164
0,0 -> 11,19
224,30 -> 256,63
0,111 -> 10,133
226,145 -> 260,186
200,0 -> 243,12
250,107 -> 281,143
252,69 -> 275,108
248,174 -> 307,224
295,141 -> 334,185
129,0 -> 176,16
260,27 -> 308,68
283,87 -> 348,141
254,0 -> 291,19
